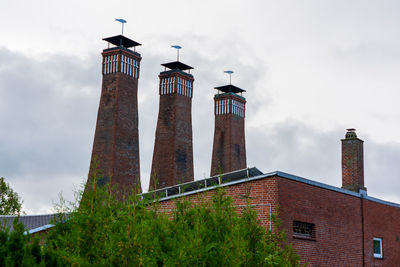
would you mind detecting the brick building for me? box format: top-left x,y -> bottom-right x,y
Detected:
3,34 -> 399,267
85,34 -> 400,266
145,129 -> 400,266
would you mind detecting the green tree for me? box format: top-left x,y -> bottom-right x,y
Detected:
0,177 -> 22,215
0,219 -> 42,267
41,180 -> 300,266
0,177 -> 301,266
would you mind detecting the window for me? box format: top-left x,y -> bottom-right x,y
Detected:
373,237 -> 383,259
293,221 -> 315,239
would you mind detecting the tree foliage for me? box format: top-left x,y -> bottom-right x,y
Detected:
0,177 -> 22,215
0,220 -> 42,267
0,180 -> 300,266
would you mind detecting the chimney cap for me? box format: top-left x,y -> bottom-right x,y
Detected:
103,35 -> 141,48
214,84 -> 246,94
161,61 -> 193,71
345,128 -> 357,138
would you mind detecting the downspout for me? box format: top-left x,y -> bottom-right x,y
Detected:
360,193 -> 365,267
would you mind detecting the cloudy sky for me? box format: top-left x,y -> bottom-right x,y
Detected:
1,0 -> 400,214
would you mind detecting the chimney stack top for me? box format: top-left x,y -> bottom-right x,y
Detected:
345,128 -> 357,139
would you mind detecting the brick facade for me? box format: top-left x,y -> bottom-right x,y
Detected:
211,92 -> 247,176
150,67 -> 195,190
87,37 -> 142,196
278,177 -> 364,266
363,199 -> 400,266
153,172 -> 400,267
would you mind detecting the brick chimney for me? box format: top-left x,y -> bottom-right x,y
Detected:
210,84 -> 247,176
86,35 -> 142,195
341,128 -> 366,193
149,61 -> 195,190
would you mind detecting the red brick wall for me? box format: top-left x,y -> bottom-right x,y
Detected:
155,175 -> 400,266
277,178 -> 364,266
157,178 -> 279,231
363,199 -> 400,266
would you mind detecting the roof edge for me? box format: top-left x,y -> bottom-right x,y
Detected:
27,224 -> 55,235
0,213 -> 56,218
154,169 -> 400,209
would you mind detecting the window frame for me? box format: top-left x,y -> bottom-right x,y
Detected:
373,237 -> 383,259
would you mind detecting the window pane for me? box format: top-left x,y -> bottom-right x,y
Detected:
373,237 -> 383,258
373,239 -> 381,254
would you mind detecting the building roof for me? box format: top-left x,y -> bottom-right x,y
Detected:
103,35 -> 141,48
143,168 -> 400,209
2,167 -> 399,234
141,167 -> 262,200
161,61 -> 193,71
0,214 -> 56,233
214,84 -> 246,93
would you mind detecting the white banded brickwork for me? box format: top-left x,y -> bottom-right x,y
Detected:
215,98 -> 245,117
103,54 -> 140,79
159,76 -> 193,98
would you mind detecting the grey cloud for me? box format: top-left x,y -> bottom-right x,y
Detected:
0,47 -> 99,213
365,141 -> 400,203
247,121 -> 342,184
1,31 -> 399,213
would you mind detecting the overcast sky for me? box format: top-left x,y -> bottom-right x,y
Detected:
1,0 -> 400,214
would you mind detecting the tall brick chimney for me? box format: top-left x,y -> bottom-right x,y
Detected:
210,84 -> 247,176
149,60 -> 195,190
341,128 -> 366,193
86,35 -> 142,195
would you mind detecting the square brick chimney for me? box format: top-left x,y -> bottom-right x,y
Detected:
86,35 -> 142,196
210,84 -> 247,176
149,61 -> 195,190
341,129 -> 366,193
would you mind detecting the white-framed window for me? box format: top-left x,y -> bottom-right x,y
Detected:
373,237 -> 383,259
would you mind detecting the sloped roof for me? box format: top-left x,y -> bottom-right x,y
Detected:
2,168 -> 399,235
141,167 -> 263,200
0,214 -> 56,232
143,168 -> 400,209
